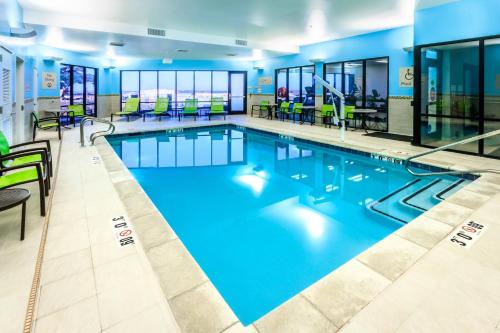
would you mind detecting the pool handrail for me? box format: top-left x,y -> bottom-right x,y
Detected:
80,116 -> 116,147
404,129 -> 500,177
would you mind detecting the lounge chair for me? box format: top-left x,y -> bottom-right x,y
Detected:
208,97 -> 227,120
143,97 -> 170,122
111,98 -> 140,122
0,130 -> 53,178
0,157 -> 49,216
279,102 -> 290,121
67,105 -> 86,127
179,99 -> 199,121
31,112 -> 61,141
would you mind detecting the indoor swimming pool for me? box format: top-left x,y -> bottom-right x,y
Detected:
107,125 -> 470,325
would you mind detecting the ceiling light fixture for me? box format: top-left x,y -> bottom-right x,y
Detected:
109,41 -> 126,47
226,53 -> 238,57
176,49 -> 190,53
162,58 -> 173,64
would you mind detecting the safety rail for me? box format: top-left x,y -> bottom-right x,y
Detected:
80,116 -> 116,147
404,129 -> 500,177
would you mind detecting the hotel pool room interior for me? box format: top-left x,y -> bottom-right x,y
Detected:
0,0 -> 499,332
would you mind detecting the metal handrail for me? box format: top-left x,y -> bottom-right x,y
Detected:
80,116 -> 116,147
404,129 -> 500,177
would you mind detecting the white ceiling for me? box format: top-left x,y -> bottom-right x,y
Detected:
13,0 -> 459,60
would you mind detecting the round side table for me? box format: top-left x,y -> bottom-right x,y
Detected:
0,189 -> 31,241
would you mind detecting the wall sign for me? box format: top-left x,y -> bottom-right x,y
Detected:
42,72 -> 57,89
112,216 -> 135,247
449,220 -> 486,248
399,67 -> 414,88
258,76 -> 273,86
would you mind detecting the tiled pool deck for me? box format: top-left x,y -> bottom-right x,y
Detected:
1,115 -> 499,333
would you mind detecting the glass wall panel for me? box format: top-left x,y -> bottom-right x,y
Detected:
212,71 -> 229,105
85,68 -> 96,116
324,63 -> 342,104
277,69 -> 287,104
177,71 -> 194,106
195,71 -> 212,108
484,38 -> 500,157
121,71 -> 139,109
72,66 -> 84,105
158,71 -> 175,110
140,71 -> 157,111
60,64 -> 71,108
344,61 -> 363,107
301,66 -> 315,106
420,41 -> 480,153
365,58 -> 388,131
288,67 -> 301,102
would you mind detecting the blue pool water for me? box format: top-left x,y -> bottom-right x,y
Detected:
107,126 -> 467,325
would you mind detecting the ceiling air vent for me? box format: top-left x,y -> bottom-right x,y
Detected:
148,28 -> 166,37
109,41 -> 126,47
235,39 -> 248,46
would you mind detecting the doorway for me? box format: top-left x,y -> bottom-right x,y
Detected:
229,71 -> 247,114
60,64 -> 97,116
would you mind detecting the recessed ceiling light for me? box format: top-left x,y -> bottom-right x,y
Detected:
176,49 -> 190,53
109,41 -> 126,47
226,53 -> 238,57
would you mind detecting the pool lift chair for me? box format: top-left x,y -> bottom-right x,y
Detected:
313,75 -> 346,142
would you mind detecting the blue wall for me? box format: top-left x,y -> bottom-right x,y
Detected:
415,0 -> 500,45
253,26 -> 414,97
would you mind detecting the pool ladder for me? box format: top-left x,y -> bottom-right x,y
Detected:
80,116 -> 116,147
404,129 -> 500,177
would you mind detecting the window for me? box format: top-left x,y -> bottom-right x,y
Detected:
60,64 -> 97,116
140,71 -> 157,111
324,57 -> 389,131
275,66 -> 315,105
484,38 -> 500,158
120,70 -> 246,113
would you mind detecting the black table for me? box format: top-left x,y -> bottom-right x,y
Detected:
0,189 -> 31,240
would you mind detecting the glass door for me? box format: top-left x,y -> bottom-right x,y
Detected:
229,72 -> 247,113
60,64 -> 97,116
484,38 -> 500,158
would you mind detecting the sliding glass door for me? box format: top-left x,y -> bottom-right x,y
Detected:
415,36 -> 499,157
60,64 -> 97,116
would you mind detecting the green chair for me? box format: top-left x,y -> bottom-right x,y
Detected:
143,97 -> 170,122
0,130 -> 53,178
292,103 -> 303,123
31,112 -> 61,141
208,97 -> 226,120
111,98 -> 140,122
251,100 -> 270,117
67,105 -> 86,127
0,158 -> 48,216
344,105 -> 356,128
279,102 -> 291,121
179,99 -> 199,121
318,104 -> 335,128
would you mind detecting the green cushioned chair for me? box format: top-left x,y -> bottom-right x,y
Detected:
111,98 -> 140,122
143,97 -> 170,122
67,105 -> 86,127
251,100 -> 270,117
208,97 -> 226,120
279,102 -> 290,121
344,105 -> 356,128
0,130 -> 53,178
318,104 -> 335,128
292,103 -> 303,123
179,99 -> 199,121
31,112 -> 61,141
0,157 -> 48,216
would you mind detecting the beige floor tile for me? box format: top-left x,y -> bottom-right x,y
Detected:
396,216 -> 453,249
41,248 -> 92,285
97,279 -> 157,329
357,235 -> 427,281
132,212 -> 177,250
94,254 -> 145,293
447,189 -> 491,210
152,240 -> 208,299
423,201 -> 473,227
222,322 -> 259,333
255,295 -> 337,333
91,240 -> 136,267
302,260 -> 391,328
170,282 -> 237,333
44,229 -> 90,261
47,217 -> 88,243
35,296 -> 101,333
0,287 -> 30,333
37,269 -> 96,317
102,305 -> 174,333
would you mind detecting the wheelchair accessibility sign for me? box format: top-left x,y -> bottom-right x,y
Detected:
399,67 -> 414,88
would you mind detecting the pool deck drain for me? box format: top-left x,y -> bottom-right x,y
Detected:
15,115 -> 500,333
